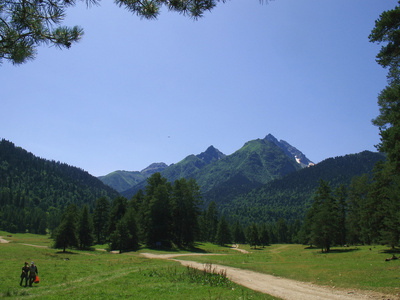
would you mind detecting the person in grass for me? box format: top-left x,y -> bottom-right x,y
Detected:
29,261 -> 38,286
20,262 -> 29,287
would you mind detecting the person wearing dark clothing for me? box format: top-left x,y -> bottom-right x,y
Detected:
20,262 -> 29,287
29,261 -> 38,287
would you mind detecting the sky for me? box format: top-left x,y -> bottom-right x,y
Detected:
1,0 -> 397,176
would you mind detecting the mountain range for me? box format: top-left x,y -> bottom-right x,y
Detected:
0,135 -> 384,228
100,134 -> 314,199
98,134 -> 384,223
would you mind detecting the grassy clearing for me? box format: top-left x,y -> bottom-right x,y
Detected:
3,232 -> 399,298
0,232 -> 275,299
176,243 -> 400,296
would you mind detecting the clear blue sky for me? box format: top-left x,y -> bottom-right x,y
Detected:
1,0 -> 396,176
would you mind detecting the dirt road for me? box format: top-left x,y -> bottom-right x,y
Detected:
0,236 -> 10,243
141,252 -> 397,300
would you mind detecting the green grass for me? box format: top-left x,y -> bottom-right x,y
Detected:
0,232 -> 276,299
3,232 -> 399,298
175,243 -> 400,296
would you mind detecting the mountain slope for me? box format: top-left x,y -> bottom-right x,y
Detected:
221,151 -> 385,225
98,163 -> 168,192
196,137 -> 302,196
264,134 -> 313,167
161,145 -> 226,183
0,139 -> 119,211
122,134 -> 303,200
121,146 -> 226,197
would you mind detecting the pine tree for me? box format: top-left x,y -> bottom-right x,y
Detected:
368,2 -> 400,249
78,205 -> 94,249
109,219 -> 131,253
170,178 -> 201,246
124,207 -> 139,251
1,0 -> 236,64
215,216 -> 231,246
248,223 -> 260,249
259,224 -> 270,247
309,180 -> 340,252
347,175 -> 369,245
108,196 -> 127,236
53,204 -> 79,252
370,2 -> 400,174
232,221 -> 246,244
334,185 -> 347,246
93,197 -> 110,244
205,201 -> 219,243
369,162 -> 400,248
276,218 -> 289,243
143,173 -> 172,247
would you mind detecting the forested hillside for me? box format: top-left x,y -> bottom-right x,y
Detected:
221,151 -> 385,226
0,139 -> 119,233
98,170 -> 147,193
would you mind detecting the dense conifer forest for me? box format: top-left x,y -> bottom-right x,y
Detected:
0,139 -> 119,233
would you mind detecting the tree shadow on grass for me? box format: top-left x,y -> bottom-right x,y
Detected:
380,248 -> 400,254
55,250 -> 79,255
304,246 -> 361,254
328,248 -> 361,253
144,242 -> 208,254
249,247 -> 266,251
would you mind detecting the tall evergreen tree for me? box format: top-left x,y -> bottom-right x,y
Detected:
109,219 -> 131,253
368,2 -> 400,249
232,220 -> 246,244
358,162 -> 389,245
276,218 -> 289,243
93,197 -> 110,244
334,185 -> 347,246
248,223 -> 260,249
143,173 -> 171,247
123,207 -> 139,251
369,162 -> 400,248
370,2 -> 400,173
78,205 -> 94,249
170,178 -> 201,246
259,224 -> 270,247
215,216 -> 231,246
309,180 -> 340,252
205,201 -> 219,243
53,204 -> 79,252
108,196 -> 127,236
129,189 -> 144,213
346,175 -> 370,245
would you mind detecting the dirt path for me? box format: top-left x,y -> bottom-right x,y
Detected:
231,244 -> 250,254
141,252 -> 396,300
0,236 -> 10,243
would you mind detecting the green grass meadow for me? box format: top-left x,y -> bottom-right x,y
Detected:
0,232 -> 275,299
2,232 -> 400,299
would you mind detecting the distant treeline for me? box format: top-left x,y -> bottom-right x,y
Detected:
52,172 -> 305,252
